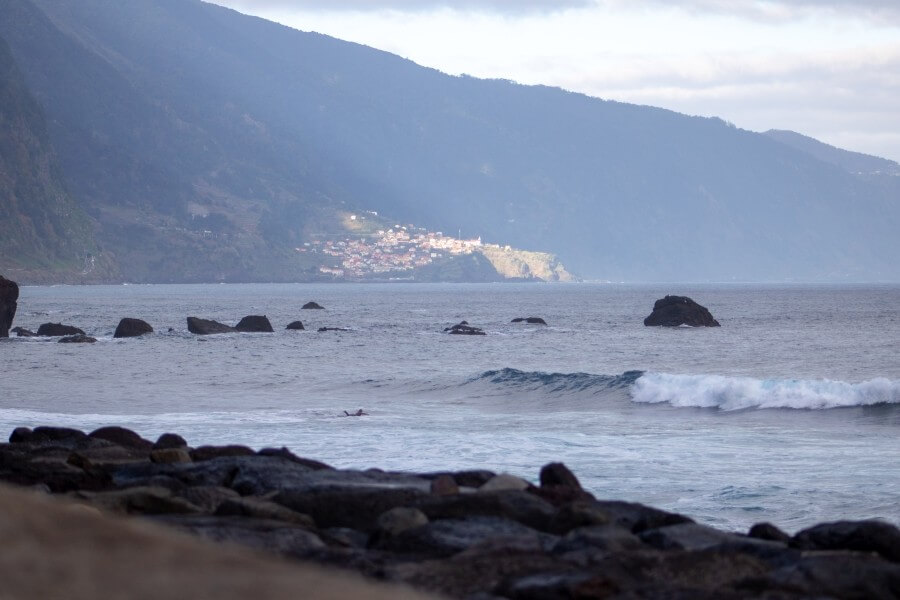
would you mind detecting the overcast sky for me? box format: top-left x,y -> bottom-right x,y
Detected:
210,0 -> 900,163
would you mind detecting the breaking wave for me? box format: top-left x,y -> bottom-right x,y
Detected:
631,372 -> 900,410
465,368 -> 900,410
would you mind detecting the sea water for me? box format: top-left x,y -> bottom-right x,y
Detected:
1,282 -> 898,533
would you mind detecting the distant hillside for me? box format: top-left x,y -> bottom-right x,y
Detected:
1,0 -> 898,282
0,35 -> 115,283
764,130 -> 900,176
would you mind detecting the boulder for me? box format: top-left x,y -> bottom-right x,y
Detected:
38,322 -> 86,336
235,315 -> 274,333
748,522 -> 791,543
273,487 -> 428,532
302,302 -> 325,309
257,447 -> 332,470
539,462 -> 581,489
150,448 -> 192,464
58,335 -> 97,344
791,520 -> 900,563
113,318 -> 153,338
413,490 -> 556,532
643,295 -> 720,327
11,327 -> 35,337
511,317 -> 547,325
186,317 -> 235,335
444,322 -> 486,335
153,433 -> 189,450
89,426 -> 153,451
639,522 -> 753,551
479,473 -> 532,493
430,475 -> 459,496
0,275 -> 18,337
189,445 -> 255,462
214,497 -> 316,527
286,321 -> 305,330
374,507 -> 429,537
70,486 -> 202,515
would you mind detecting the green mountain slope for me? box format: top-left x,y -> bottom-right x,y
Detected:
0,35 -> 115,282
1,0 -> 897,282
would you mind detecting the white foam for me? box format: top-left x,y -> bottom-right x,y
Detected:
631,373 -> 900,410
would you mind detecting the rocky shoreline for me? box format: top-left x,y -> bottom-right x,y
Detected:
2,425 -> 898,599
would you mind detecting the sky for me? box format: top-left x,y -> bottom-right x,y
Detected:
210,0 -> 900,163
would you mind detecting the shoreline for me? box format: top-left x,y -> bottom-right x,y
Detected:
2,424 -> 898,599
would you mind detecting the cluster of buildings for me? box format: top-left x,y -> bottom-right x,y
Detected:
295,224 -> 488,279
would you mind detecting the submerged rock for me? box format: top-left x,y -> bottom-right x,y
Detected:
114,318 -> 153,338
285,321 -> 305,330
511,317 -> 548,325
643,295 -> 720,327
302,301 -> 325,310
444,322 -> 486,335
186,317 -> 235,335
58,334 -> 97,344
12,327 -> 36,337
38,322 -> 86,337
234,315 -> 274,333
0,275 -> 19,337
318,327 -> 350,332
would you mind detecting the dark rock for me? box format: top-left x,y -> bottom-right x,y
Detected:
58,334 -> 97,344
547,501 -> 613,534
274,486 -> 428,532
738,552 -> 900,599
430,474 -> 459,496
373,506 -> 429,538
0,275 -> 18,337
153,433 -> 188,450
11,327 -> 35,337
189,445 -> 255,462
113,318 -> 153,338
151,515 -> 326,558
539,462 -> 581,489
215,497 -> 316,527
511,317 -> 547,325
580,500 -> 694,534
413,490 -> 556,533
234,315 -> 273,333
8,427 -> 33,443
186,317 -> 235,335
150,448 -> 192,464
375,516 -> 555,558
318,327 -> 350,332
89,426 -> 153,451
301,301 -> 325,309
644,295 -> 721,327
479,474 -> 532,492
67,445 -> 148,469
257,447 -> 332,470
553,524 -> 645,555
175,485 -> 240,513
748,521 -> 791,543
444,322 -> 486,335
14,426 -> 88,444
37,322 -> 86,336
285,321 -> 305,330
639,522 -> 753,551
792,519 -> 900,563
70,486 -> 202,515
0,449 -> 111,492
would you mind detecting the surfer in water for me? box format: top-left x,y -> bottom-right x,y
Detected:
343,409 -> 368,417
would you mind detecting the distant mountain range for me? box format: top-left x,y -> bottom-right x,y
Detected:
1,0 -> 898,283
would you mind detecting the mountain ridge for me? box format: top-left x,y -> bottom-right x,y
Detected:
0,0 -> 897,283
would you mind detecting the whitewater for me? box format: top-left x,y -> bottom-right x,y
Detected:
1,282 -> 898,532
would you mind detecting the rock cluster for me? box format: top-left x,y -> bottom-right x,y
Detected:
644,295 -> 721,327
3,425 -> 897,599
0,275 -> 18,337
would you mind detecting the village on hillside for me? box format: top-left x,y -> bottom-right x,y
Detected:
295,219 -> 498,279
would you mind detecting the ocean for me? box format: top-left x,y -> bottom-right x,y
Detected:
2,282 -> 898,533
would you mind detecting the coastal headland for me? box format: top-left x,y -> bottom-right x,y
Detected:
2,425 -> 898,599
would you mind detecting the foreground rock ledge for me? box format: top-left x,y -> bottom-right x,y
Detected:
2,425 -> 899,600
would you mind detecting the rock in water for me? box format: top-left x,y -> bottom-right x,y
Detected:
235,315 -> 274,333
186,317 -> 236,335
643,295 -> 720,327
12,327 -> 36,337
0,275 -> 18,337
444,322 -> 486,335
37,322 -> 86,337
58,334 -> 97,344
302,302 -> 325,310
285,321 -> 305,330
511,317 -> 547,325
114,318 -> 154,338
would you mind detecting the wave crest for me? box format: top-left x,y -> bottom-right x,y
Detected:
631,373 -> 900,410
469,368 -> 644,395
